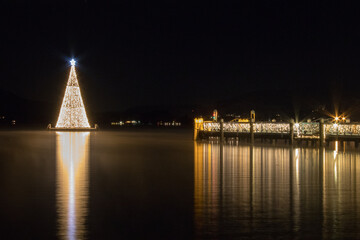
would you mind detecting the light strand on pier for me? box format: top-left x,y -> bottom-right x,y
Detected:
202,121 -> 360,136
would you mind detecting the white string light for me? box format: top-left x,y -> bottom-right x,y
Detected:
55,61 -> 90,129
202,121 -> 360,136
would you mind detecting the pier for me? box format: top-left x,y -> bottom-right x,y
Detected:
194,117 -> 360,147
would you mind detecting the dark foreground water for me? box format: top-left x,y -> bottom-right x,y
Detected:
1,130 -> 360,239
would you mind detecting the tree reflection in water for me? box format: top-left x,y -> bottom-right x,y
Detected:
56,132 -> 90,240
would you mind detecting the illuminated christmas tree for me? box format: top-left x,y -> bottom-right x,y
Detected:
55,60 -> 91,129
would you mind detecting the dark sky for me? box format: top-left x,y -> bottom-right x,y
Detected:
1,1 -> 360,112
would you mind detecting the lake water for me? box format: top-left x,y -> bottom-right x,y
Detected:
1,130 -> 360,239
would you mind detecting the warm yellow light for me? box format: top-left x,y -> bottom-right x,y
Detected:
56,132 -> 89,239
335,117 -> 339,121
55,63 -> 90,129
333,123 -> 338,128
342,117 -> 345,120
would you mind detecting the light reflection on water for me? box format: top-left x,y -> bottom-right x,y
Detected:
194,141 -> 360,239
4,130 -> 360,238
56,132 -> 90,240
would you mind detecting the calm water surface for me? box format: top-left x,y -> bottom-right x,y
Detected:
1,130 -> 360,239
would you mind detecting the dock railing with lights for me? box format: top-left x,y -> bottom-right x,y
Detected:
194,117 -> 360,146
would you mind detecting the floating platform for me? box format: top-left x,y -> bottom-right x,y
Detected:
47,124 -> 98,131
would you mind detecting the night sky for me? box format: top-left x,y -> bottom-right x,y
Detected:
1,1 -> 360,112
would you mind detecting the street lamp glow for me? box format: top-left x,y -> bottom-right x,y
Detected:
335,117 -> 339,121
70,59 -> 76,66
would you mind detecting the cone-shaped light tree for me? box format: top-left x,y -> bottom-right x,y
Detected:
55,60 -> 90,129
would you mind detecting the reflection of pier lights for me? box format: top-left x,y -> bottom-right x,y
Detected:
195,139 -> 360,238
289,147 -> 301,233
195,142 -> 295,236
56,132 -> 90,240
319,146 -> 325,235
249,144 -> 254,229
